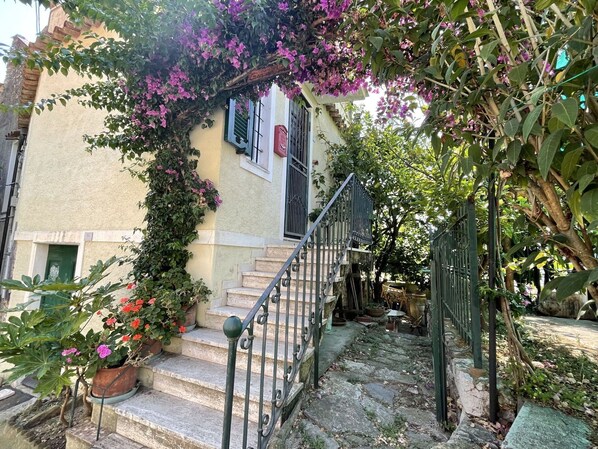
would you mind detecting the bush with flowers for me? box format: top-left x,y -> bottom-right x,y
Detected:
104,271 -> 211,346
0,258 -> 145,423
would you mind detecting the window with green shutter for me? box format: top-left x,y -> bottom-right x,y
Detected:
225,98 -> 254,156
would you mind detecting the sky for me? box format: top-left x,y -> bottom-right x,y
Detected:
0,1 -> 50,81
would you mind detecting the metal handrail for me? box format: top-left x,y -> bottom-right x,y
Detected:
221,173 -> 372,449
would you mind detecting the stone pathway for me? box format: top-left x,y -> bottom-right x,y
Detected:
282,323 -> 450,449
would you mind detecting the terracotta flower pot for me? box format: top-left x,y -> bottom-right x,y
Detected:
141,338 -> 162,357
178,303 -> 197,332
91,365 -> 138,398
365,306 -> 386,317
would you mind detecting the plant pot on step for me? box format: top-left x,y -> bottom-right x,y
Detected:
141,338 -> 162,357
91,364 -> 138,399
178,303 -> 198,333
365,304 -> 386,317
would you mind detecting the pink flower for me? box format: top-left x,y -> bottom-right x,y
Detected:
96,344 -> 112,359
61,347 -> 78,357
278,2 -> 289,11
148,297 -> 156,305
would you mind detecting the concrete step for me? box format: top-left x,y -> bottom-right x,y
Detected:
226,286 -> 335,311
254,256 -> 331,274
204,305 -> 320,340
142,353 -> 302,422
176,327 -> 301,378
265,245 -> 302,259
96,388 -> 255,449
242,270 -> 340,291
265,244 -> 346,261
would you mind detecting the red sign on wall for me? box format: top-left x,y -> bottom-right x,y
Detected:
274,125 -> 288,157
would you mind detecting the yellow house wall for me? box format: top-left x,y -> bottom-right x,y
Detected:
8,16 -> 344,316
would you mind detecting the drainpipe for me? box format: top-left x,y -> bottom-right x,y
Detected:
0,128 -> 26,287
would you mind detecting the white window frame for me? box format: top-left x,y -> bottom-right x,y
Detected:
240,87 -> 276,182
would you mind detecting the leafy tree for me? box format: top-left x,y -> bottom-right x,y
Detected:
345,0 -> 598,306
315,108 -> 470,300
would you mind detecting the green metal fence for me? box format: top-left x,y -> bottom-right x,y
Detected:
430,197 -> 482,423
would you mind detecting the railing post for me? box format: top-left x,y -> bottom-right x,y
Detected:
222,316 -> 243,449
487,174 -> 499,423
430,235 -> 447,424
467,198 -> 482,369
313,225 -> 322,389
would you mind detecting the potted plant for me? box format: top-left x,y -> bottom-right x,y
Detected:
0,258 -> 133,422
85,329 -> 144,400
365,302 -> 386,317
118,269 -> 211,345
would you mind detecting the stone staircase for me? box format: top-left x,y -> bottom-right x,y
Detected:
66,244 -> 347,449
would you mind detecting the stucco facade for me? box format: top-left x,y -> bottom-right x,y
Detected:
7,13 -> 352,324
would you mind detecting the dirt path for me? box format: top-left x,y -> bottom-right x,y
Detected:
523,316 -> 598,360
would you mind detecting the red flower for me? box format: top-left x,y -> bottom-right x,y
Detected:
133,334 -> 143,341
122,335 -> 131,342
122,304 -> 133,313
148,298 -> 156,305
96,311 -> 102,316
120,297 -> 129,304
145,324 -> 150,329
127,283 -> 136,290
106,317 -> 117,326
135,299 -> 144,306
132,305 -> 142,313
179,325 -> 186,333
131,318 -> 141,329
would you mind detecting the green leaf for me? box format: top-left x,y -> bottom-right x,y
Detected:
369,36 -> 384,52
578,174 -> 594,193
540,277 -> 564,299
449,0 -> 469,19
508,62 -> 529,86
462,156 -> 473,175
431,133 -> 441,156
522,107 -> 543,142
556,271 -> 592,300
480,41 -> 499,61
469,144 -> 482,164
580,188 -> 598,221
520,250 -> 539,271
498,96 -> 512,122
504,118 -> 519,138
584,125 -> 598,148
568,189 -> 583,224
535,0 -> 556,9
561,148 -> 583,179
507,140 -> 522,164
492,137 -> 505,161
552,98 -> 578,128
538,129 -> 564,179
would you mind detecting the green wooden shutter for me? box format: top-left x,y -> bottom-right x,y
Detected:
225,98 -> 254,156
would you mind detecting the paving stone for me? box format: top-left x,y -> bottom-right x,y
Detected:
300,421 -> 339,449
363,383 -> 396,405
502,402 -> 591,449
303,394 -> 377,436
406,430 -> 446,448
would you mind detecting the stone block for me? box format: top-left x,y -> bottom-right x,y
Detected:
502,402 -> 591,449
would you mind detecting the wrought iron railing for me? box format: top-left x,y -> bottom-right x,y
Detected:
221,174 -> 372,449
430,197 -> 482,368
